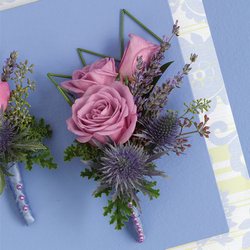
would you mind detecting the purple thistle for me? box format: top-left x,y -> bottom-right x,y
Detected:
140,112 -> 180,151
0,114 -> 16,153
96,143 -> 165,205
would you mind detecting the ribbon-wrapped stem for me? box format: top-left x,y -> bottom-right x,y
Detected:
7,163 -> 35,225
128,202 -> 145,243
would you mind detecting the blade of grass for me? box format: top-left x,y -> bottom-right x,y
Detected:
120,9 -> 163,57
77,48 -> 120,67
120,9 -> 125,58
47,73 -> 73,106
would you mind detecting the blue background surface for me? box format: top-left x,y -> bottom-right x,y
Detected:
204,0 -> 250,174
0,1 -> 228,249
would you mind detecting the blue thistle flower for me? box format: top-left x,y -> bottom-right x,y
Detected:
0,114 -> 16,153
141,112 -> 180,150
95,143 -> 165,205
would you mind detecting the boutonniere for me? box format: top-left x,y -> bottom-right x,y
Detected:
0,51 -> 57,225
48,10 -> 211,242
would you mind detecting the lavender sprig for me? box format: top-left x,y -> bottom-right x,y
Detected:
1,51 -> 18,82
143,54 -> 198,117
130,38 -> 168,97
172,20 -> 180,36
129,22 -> 180,115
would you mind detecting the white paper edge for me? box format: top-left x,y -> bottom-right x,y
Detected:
0,0 -> 38,11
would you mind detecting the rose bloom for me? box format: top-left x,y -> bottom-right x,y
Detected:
0,81 -> 10,111
119,34 -> 160,78
61,58 -> 117,96
67,81 -> 137,144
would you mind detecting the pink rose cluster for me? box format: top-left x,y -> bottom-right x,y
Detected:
62,34 -> 160,145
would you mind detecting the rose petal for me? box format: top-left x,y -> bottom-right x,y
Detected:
76,135 -> 93,143
67,118 -> 91,137
118,113 -> 137,144
62,58 -> 117,95
0,82 -> 10,111
61,79 -> 97,96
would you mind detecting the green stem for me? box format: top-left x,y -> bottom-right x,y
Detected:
180,130 -> 198,137
179,111 -> 189,119
120,9 -> 125,58
47,73 -> 73,106
121,9 -> 163,44
48,73 -> 72,79
77,48 -> 120,67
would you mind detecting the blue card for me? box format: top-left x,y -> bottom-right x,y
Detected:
204,0 -> 250,175
0,0 -> 228,249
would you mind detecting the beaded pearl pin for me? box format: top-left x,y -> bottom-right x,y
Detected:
128,202 -> 145,243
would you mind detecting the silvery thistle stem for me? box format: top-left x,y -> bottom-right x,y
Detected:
7,162 -> 35,225
128,202 -> 145,243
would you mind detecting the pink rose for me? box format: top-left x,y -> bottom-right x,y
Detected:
119,34 -> 160,78
67,81 -> 137,144
0,81 -> 10,111
61,58 -> 117,96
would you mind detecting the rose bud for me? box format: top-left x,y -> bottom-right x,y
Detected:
119,34 -> 160,78
0,81 -> 10,111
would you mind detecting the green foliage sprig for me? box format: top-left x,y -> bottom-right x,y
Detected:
103,198 -> 132,230
179,99 -> 211,138
5,58 -> 35,130
183,98 -> 211,115
0,52 -> 57,194
64,141 -> 101,162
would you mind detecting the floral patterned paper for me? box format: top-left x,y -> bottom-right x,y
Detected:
168,0 -> 250,249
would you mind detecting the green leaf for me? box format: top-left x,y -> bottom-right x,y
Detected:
28,118 -> 53,140
81,168 -> 99,180
93,185 -> 111,198
103,197 -> 132,230
143,61 -> 174,99
152,61 -> 174,85
103,200 -> 114,216
161,61 -> 174,74
0,169 -> 6,195
64,141 -> 101,162
24,148 -> 57,170
142,181 -> 160,200
14,142 -> 47,151
94,188 -> 110,198
183,98 -> 211,115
